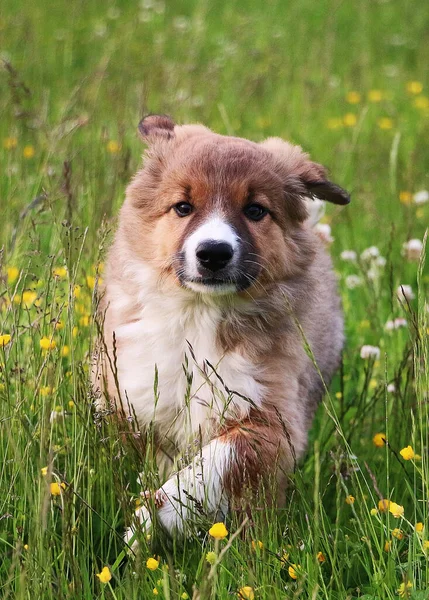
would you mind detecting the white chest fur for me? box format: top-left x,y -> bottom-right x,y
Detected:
111,282 -> 264,450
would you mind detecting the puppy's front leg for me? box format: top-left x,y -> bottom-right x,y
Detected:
126,411 -> 293,544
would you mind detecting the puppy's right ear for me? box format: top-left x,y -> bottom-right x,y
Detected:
137,114 -> 175,143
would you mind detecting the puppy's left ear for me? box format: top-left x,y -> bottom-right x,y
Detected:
137,114 -> 175,143
303,162 -> 350,206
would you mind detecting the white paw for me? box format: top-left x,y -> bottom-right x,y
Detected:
124,503 -> 152,550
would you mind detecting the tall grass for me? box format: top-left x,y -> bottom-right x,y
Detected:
1,0 -> 428,597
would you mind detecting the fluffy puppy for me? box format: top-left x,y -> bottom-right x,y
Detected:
93,115 -> 350,543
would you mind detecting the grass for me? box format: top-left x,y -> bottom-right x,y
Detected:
1,0 -> 429,597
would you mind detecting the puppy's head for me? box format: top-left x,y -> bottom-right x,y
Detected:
122,115 -> 350,296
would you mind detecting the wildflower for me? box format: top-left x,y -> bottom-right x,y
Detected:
413,190 -> 429,204
392,528 -> 403,540
343,113 -> 357,127
79,315 -> 90,327
345,495 -> 355,505
40,337 -> 56,351
7,266 -> 19,284
209,522 -> 228,539
399,191 -> 413,205
397,285 -> 414,301
40,386 -> 52,396
23,145 -> 35,159
378,499 -> 391,513
53,266 -> 68,278
378,118 -> 393,130
41,466 -> 48,476
181,594 -> 189,600
50,482 -> 66,496
251,540 -> 263,551
206,551 -> 217,565
0,334 -> 11,347
397,581 -> 412,597
360,345 -> 380,360
146,557 -> 159,570
415,522 -> 424,533
314,223 -> 333,244
373,433 -> 387,448
368,90 -> 383,102
107,140 -> 121,153
238,587 -> 255,600
23,544 -> 29,550
68,400 -> 75,408
153,589 -> 158,596
345,275 -> 363,289
406,81 -> 423,94
96,566 -> 112,583
73,285 -> 81,298
370,508 -> 378,516
3,137 -> 18,150
400,446 -> 415,460
86,275 -> 103,289
340,250 -> 357,261
389,502 -> 404,518
335,392 -> 342,399
288,564 -> 301,580
346,91 -> 361,104
22,291 -> 37,307
414,96 -> 429,110
361,246 -> 380,260
402,239 -> 423,261
387,383 -> 396,393
317,551 -> 326,562
61,346 -> 70,357
384,540 -> 391,552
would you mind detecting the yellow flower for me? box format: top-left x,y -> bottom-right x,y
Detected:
368,90 -> 383,102
423,540 -> 429,550
23,544 -> 29,550
79,315 -> 90,327
414,96 -> 429,110
378,499 -> 391,513
346,91 -> 361,104
50,482 -> 66,496
41,466 -> 48,476
345,495 -> 355,505
181,594 -> 189,600
107,140 -> 121,153
55,321 -> 64,330
0,334 -> 11,347
40,337 -> 56,351
206,551 -> 217,565
7,266 -> 19,284
23,145 -> 35,159
40,386 -> 52,396
378,117 -> 393,130
61,345 -> 70,357
335,392 -> 342,399
326,118 -> 343,130
73,285 -> 81,298
399,191 -> 413,205
397,581 -> 412,598
3,137 -> 18,150
68,400 -> 75,408
53,266 -> 68,278
317,551 -> 326,563
415,522 -> 424,533
406,81 -> 423,94
96,566 -> 112,583
389,502 -> 404,519
343,113 -> 357,127
251,540 -> 263,551
384,540 -> 391,552
153,589 -> 158,596
400,445 -> 415,460
146,557 -> 159,571
22,291 -> 37,307
288,564 -> 301,580
238,587 -> 254,600
209,522 -> 228,539
392,528 -> 403,540
370,508 -> 378,516
72,326 -> 79,338
373,433 -> 387,447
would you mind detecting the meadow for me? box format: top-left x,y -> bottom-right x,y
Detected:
1,0 -> 429,598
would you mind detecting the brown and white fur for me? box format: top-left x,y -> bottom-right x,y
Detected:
92,115 -> 350,543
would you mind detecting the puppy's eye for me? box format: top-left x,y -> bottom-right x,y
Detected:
243,203 -> 268,222
174,202 -> 193,217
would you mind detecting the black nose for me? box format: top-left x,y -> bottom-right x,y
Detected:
196,241 -> 234,272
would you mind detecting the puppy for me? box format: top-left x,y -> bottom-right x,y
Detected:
93,115 -> 350,543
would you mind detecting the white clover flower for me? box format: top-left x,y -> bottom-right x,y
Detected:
385,320 -> 395,331
385,318 -> 407,331
397,284 -> 415,301
413,190 -> 429,204
402,239 -> 423,261
387,383 -> 396,393
345,275 -> 363,289
375,256 -> 386,267
314,223 -> 334,244
361,246 -> 380,261
340,250 -> 357,262
360,345 -> 381,360
367,268 -> 379,281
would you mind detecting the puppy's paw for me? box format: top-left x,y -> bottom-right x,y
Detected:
124,503 -> 152,550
